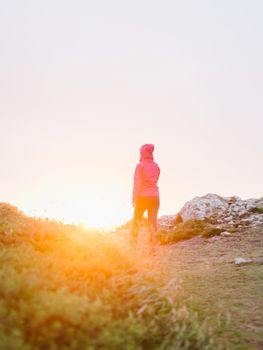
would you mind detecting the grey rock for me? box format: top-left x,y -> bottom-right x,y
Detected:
234,257 -> 252,265
207,236 -> 220,243
220,231 -> 232,237
179,194 -> 263,226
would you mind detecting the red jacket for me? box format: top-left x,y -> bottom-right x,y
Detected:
132,144 -> 160,204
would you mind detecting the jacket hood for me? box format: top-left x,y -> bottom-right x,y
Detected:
140,144 -> 154,161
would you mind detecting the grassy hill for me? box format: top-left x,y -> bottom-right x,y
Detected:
0,203 -> 262,349
0,203 -> 216,350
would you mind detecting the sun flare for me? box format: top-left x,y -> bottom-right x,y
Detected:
21,187 -> 131,231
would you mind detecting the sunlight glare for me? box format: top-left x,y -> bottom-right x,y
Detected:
22,186 -> 131,231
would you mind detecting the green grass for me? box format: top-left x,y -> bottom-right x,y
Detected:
250,207 -> 263,214
0,203 -> 217,350
184,264 -> 263,350
157,219 -> 225,244
2,203 -> 261,349
158,226 -> 263,350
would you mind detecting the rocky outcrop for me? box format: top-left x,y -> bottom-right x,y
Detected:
179,194 -> 263,226
158,215 -> 177,229
158,194 -> 263,229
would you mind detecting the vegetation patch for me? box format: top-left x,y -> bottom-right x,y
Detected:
158,219 -> 225,244
0,204 -> 217,350
250,207 -> 263,214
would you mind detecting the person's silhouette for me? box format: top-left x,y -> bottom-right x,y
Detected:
131,144 -> 160,245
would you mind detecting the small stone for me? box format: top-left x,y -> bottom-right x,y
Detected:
207,236 -> 220,243
234,257 -> 252,265
220,231 -> 231,237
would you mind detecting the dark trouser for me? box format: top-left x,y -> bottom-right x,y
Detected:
131,196 -> 160,243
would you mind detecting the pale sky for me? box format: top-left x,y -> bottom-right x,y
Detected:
1,1 -> 262,228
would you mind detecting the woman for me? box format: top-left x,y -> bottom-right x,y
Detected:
131,144 -> 160,245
